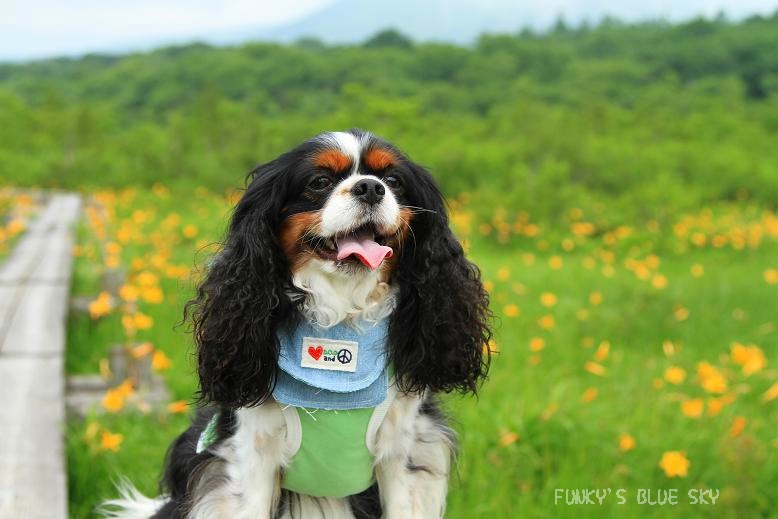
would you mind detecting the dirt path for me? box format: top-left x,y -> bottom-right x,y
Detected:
0,193 -> 80,519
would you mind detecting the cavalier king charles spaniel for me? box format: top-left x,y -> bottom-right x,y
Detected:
104,129 -> 491,519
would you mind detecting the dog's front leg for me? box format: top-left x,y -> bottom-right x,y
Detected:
374,395 -> 453,519
189,404 -> 287,519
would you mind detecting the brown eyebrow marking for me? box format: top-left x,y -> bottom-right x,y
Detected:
364,147 -> 397,171
313,149 -> 352,172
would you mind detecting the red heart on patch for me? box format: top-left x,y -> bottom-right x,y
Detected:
308,345 -> 323,361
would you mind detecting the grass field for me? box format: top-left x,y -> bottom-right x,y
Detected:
63,186 -> 778,518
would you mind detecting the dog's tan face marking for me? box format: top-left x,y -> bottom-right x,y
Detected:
363,147 -> 397,171
279,211 -> 322,272
313,149 -> 352,173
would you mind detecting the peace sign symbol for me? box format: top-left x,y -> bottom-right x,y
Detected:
337,348 -> 352,364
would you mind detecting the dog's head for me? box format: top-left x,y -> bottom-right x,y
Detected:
191,129 -> 491,408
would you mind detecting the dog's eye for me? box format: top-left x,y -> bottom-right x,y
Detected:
384,176 -> 402,189
308,176 -> 333,190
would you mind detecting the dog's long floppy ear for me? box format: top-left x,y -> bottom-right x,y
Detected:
390,162 -> 492,395
187,156 -> 297,408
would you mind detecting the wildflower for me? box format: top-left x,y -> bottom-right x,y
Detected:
691,264 -> 705,278
663,340 -> 677,356
549,256 -> 563,270
540,402 -> 558,421
730,343 -> 766,376
119,284 -> 139,302
134,312 -> 154,330
762,383 -> 778,403
651,274 -> 668,289
88,291 -> 113,319
589,292 -> 603,306
100,430 -> 124,452
730,416 -> 747,438
674,306 -> 690,321
102,388 -> 125,413
681,398 -> 704,418
168,401 -> 190,414
529,337 -> 545,352
708,394 -> 736,417
696,362 -> 727,394
499,431 -> 519,448
522,253 -> 535,265
538,315 -> 555,330
594,341 -> 610,361
540,292 -> 557,307
136,271 -> 159,287
764,269 -> 778,285
576,308 -> 589,321
659,451 -> 690,478
664,366 -> 686,385
484,339 -> 499,355
141,285 -> 164,304
584,361 -> 606,376
619,433 -> 636,452
497,267 -> 510,281
581,388 -> 598,403
152,350 -> 172,372
131,342 -> 154,359
503,304 -> 520,318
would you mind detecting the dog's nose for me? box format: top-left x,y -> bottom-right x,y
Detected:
351,178 -> 385,205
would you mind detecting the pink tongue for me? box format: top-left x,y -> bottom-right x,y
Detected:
336,235 -> 393,270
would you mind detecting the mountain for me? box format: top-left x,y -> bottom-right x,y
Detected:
255,0 -> 778,44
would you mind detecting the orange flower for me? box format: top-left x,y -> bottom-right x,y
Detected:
101,388 -> 125,413
674,306 -> 690,321
762,383 -> 778,403
681,398 -> 704,418
651,274 -> 668,289
540,292 -> 557,307
141,286 -> 164,304
131,342 -> 154,359
730,416 -> 747,438
581,387 -> 598,403
136,271 -> 159,287
183,224 -> 199,239
594,341 -> 610,361
538,315 -> 555,330
584,361 -> 606,376
529,337 -> 545,352
696,362 -> 727,394
152,350 -> 172,371
134,312 -> 154,330
589,292 -> 603,306
100,430 -> 124,452
730,343 -> 766,376
88,291 -> 113,319
619,433 -> 636,452
764,268 -> 778,285
664,366 -> 686,385
167,400 -> 190,414
659,451 -> 690,478
549,256 -> 563,270
499,431 -> 519,448
503,304 -> 520,318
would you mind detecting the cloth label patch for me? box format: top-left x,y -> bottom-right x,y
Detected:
301,336 -> 358,372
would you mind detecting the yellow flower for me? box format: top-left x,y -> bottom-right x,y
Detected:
119,284 -> 139,302
529,337 -> 545,352
663,340 -> 677,356
540,292 -> 557,307
764,268 -> 778,285
167,401 -> 190,414
581,387 -> 598,403
584,361 -> 606,376
589,292 -> 603,306
762,383 -> 778,403
691,264 -> 705,278
659,451 -> 690,478
538,315 -> 555,330
88,291 -> 113,319
681,398 -> 704,418
503,304 -> 520,318
664,366 -> 686,385
730,343 -> 766,376
522,253 -> 535,265
730,416 -> 747,438
483,280 -> 494,293
497,267 -> 510,281
674,305 -> 690,321
101,388 -> 125,413
696,362 -> 727,394
594,341 -> 610,361
136,271 -> 159,287
499,431 -> 519,448
651,274 -> 668,289
134,312 -> 154,330
549,256 -> 563,270
619,433 -> 636,452
131,342 -> 154,359
100,430 -> 124,452
540,402 -> 558,421
141,286 -> 164,304
152,350 -> 172,371
484,338 -> 499,355
708,394 -> 736,417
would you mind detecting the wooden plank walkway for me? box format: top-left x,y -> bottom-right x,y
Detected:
0,194 -> 81,519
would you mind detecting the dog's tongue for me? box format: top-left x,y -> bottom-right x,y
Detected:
336,232 -> 393,270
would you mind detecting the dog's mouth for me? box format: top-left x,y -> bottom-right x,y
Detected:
305,224 -> 395,270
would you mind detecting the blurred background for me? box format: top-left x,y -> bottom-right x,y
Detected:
1,1 -> 777,517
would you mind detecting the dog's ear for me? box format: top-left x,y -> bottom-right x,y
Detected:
389,162 -> 492,395
187,157 -> 297,408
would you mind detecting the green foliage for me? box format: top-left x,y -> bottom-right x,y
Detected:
2,15 -> 778,228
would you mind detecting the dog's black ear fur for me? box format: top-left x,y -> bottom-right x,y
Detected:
389,162 -> 492,395
186,155 -> 298,408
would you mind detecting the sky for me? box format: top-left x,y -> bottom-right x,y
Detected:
2,0 -> 777,62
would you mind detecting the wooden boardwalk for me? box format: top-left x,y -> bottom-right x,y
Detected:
0,194 -> 80,519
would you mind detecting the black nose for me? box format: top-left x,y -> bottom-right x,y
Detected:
350,178 -> 385,205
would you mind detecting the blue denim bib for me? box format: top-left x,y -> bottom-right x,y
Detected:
274,319 -> 389,410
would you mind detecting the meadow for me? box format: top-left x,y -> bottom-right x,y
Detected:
61,185 -> 778,518
1,12 -> 777,519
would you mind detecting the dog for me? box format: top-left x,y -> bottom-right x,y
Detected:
103,129 -> 491,519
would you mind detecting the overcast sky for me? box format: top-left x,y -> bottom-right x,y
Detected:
2,0 -> 777,62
